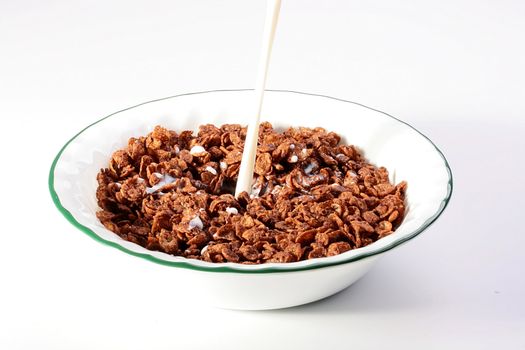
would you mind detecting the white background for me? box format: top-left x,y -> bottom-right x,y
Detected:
1,0 -> 524,349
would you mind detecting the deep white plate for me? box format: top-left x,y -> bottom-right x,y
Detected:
49,90 -> 452,310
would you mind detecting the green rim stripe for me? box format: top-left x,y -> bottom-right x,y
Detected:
48,89 -> 453,274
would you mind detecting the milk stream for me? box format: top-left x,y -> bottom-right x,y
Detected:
234,0 -> 281,198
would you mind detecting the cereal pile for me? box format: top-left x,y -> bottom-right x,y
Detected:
96,123 -> 407,264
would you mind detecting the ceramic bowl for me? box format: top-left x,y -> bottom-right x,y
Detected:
49,89 -> 452,310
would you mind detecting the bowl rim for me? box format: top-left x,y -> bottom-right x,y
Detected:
48,89 -> 453,274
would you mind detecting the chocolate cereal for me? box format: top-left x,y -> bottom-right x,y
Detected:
96,123 -> 407,263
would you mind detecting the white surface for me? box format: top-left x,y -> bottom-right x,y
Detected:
0,0 -> 524,348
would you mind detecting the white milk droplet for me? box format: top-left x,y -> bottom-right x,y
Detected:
205,166 -> 217,175
190,145 -> 206,155
304,163 -> 315,174
146,174 -> 176,194
225,207 -> 239,215
188,216 -> 204,230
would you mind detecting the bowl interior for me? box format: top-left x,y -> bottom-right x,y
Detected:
50,90 -> 452,272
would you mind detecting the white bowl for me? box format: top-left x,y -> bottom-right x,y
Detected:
49,89 -> 452,310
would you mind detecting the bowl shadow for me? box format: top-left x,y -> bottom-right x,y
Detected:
261,262 -> 433,315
